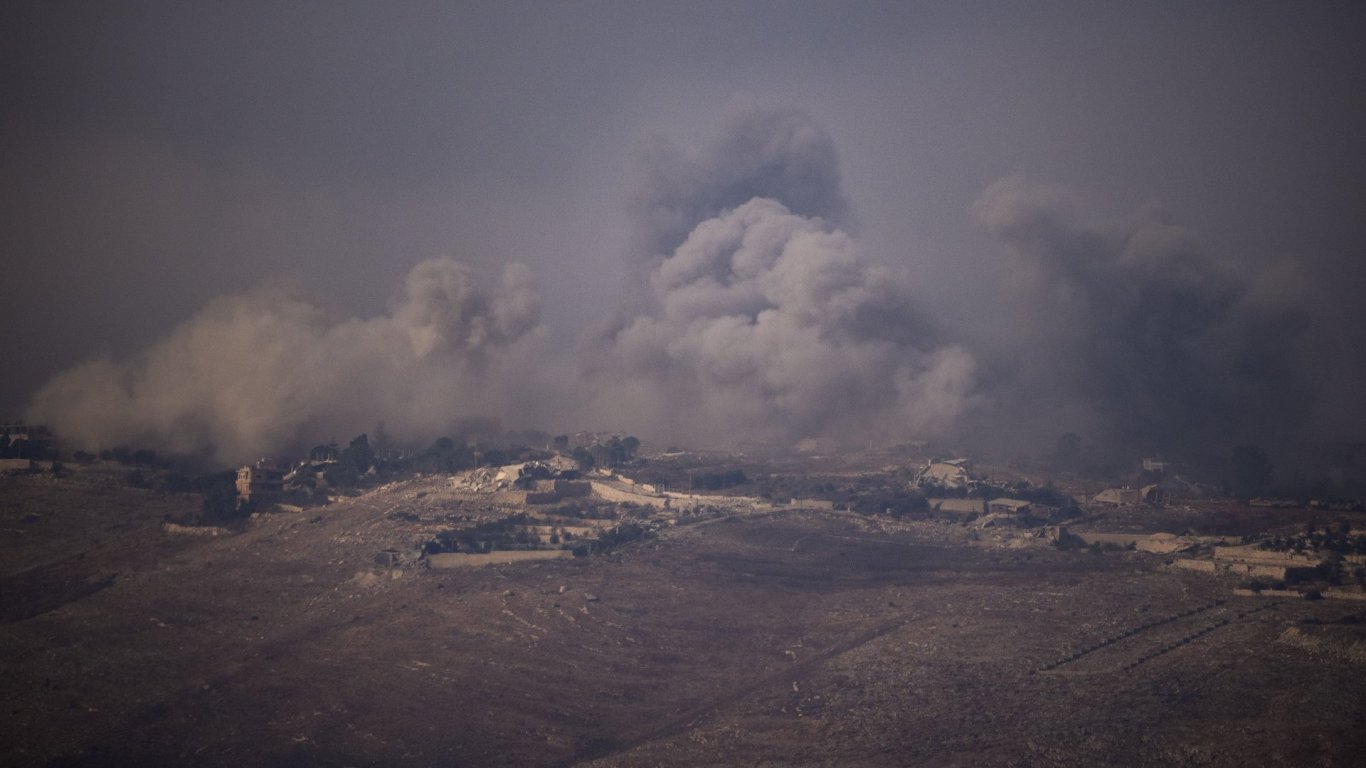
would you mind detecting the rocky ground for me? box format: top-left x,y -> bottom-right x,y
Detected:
2,466 -> 1365,767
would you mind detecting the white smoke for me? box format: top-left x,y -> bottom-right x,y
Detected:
26,257 -> 541,463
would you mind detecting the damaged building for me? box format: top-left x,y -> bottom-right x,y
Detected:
236,458 -> 284,504
914,459 -> 976,491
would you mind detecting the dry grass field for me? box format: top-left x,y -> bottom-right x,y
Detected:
2,466 -> 1365,767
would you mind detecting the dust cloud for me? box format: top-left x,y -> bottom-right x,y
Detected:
26,258 -> 542,464
25,110 -> 1318,464
582,107 -> 977,448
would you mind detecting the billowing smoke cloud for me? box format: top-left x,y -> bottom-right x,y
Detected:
971,176 -> 1308,460
587,108 -> 977,448
33,108 -> 1310,464
628,106 -> 853,262
28,108 -> 973,461
26,258 -> 542,464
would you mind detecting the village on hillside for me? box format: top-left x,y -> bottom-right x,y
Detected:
12,418 -> 1363,605
7,422 -> 1366,766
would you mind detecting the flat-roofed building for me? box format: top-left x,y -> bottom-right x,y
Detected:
928,498 -> 986,519
236,459 -> 284,504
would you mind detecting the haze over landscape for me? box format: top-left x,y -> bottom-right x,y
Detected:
5,1 -> 1365,465
8,6 -> 1366,767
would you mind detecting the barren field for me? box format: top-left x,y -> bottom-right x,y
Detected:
3,469 -> 1365,767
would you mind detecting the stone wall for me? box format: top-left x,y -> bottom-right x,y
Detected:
1213,546 -> 1319,567
494,490 -> 562,505
553,480 -> 591,497
589,481 -> 667,508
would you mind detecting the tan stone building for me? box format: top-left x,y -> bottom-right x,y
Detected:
236,459 -> 284,504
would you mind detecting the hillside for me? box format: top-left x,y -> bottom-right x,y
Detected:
2,466 -> 1365,767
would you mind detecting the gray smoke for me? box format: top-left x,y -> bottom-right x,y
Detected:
586,111 -> 977,447
27,108 -> 975,461
628,106 -> 853,262
970,176 -> 1309,460
26,258 -> 542,464
28,110 -> 1314,464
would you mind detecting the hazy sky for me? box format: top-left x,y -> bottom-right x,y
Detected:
4,2 -> 1364,460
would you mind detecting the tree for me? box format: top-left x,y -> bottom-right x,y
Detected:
132,448 -> 159,466
419,436 -> 475,473
571,447 -> 595,471
553,435 -> 570,453
343,433 -> 374,472
201,473 -> 244,523
622,436 -> 640,459
326,434 -> 375,487
604,436 -> 625,466
372,421 -> 392,460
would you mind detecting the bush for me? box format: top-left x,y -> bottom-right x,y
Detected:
201,479 -> 245,524
161,473 -> 196,493
597,522 -> 649,551
683,468 -> 749,491
323,461 -> 360,488
853,490 -> 928,517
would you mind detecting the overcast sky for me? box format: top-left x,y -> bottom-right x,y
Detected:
4,2 -> 1364,460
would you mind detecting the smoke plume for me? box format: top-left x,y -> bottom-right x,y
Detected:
971,176 -> 1308,460
29,109 -> 1313,464
587,108 -> 977,448
26,258 -> 541,464
628,106 -> 853,262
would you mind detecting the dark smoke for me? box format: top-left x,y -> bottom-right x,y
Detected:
24,112 -> 1323,464
627,106 -> 853,264
970,176 -> 1309,461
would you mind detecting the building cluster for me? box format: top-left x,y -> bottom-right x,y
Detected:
213,443 -> 1363,600
494,474 -> 592,506
923,496 -> 1062,534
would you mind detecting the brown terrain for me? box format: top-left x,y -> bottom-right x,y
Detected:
2,464 -> 1365,767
